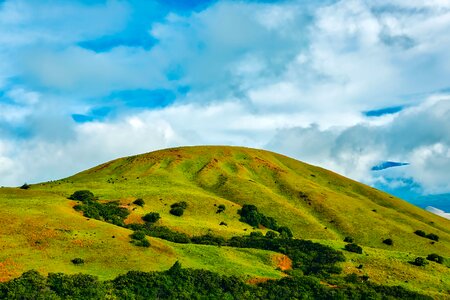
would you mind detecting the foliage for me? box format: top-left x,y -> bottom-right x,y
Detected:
345,243 -> 363,254
426,233 -> 439,241
216,204 -> 226,213
265,231 -> 278,239
0,266 -> 432,300
426,253 -> 444,264
127,223 -> 191,244
133,198 -> 145,207
412,257 -> 428,267
169,206 -> 184,216
74,200 -> 129,226
68,190 -> 95,202
142,212 -> 161,223
71,258 -> 84,265
343,236 -> 354,243
227,236 -> 345,276
171,201 -> 188,209
414,230 -> 426,237
191,234 -> 227,246
238,204 -> 279,231
383,238 -> 393,246
20,183 -> 31,190
278,226 -> 293,239
130,231 -> 146,240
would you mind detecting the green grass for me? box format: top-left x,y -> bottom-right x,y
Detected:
2,145 -> 450,297
0,188 -> 284,282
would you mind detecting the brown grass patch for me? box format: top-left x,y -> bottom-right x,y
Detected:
0,259 -> 21,282
272,253 -> 292,271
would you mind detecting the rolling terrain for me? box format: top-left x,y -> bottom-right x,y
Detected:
1,146 -> 449,297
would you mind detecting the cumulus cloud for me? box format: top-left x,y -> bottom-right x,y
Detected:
1,0 -> 450,205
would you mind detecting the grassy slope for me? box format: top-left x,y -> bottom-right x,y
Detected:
2,145 -> 450,296
0,188 -> 284,282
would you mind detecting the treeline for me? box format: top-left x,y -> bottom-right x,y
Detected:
0,263 -> 432,300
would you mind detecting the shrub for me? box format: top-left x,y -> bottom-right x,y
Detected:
71,258 -> 84,265
278,226 -> 293,239
426,253 -> 444,264
265,231 -> 279,239
20,183 -> 30,190
250,231 -> 264,238
383,238 -> 393,246
344,236 -> 354,243
414,230 -> 426,237
170,207 -> 184,216
426,233 -> 439,241
171,201 -> 188,209
133,198 -> 145,207
238,204 -> 281,232
216,204 -> 226,213
130,231 -> 146,240
142,212 -> 160,223
133,238 -> 150,248
412,257 -> 428,267
68,190 -> 95,203
345,243 -> 363,254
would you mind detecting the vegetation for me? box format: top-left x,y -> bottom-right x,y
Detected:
412,257 -> 428,267
169,201 -> 187,216
0,264 -> 432,300
71,258 -> 84,265
238,204 -> 279,230
73,199 -> 129,226
383,238 -> 393,246
426,253 -> 444,264
19,183 -> 30,190
68,190 -> 95,202
344,243 -> 363,254
414,230 -> 440,241
216,204 -> 226,213
129,231 -> 151,248
142,212 -> 161,223
343,236 -> 354,243
133,198 -> 145,207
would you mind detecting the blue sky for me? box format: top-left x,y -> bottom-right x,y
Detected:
1,0 -> 450,214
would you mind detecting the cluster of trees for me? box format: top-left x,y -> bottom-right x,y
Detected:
414,230 -> 439,242
170,201 -> 188,216
0,264 -> 432,300
344,243 -> 363,254
130,231 -> 151,247
238,204 -> 293,238
70,191 -> 129,227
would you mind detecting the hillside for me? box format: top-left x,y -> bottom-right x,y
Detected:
1,146 -> 449,297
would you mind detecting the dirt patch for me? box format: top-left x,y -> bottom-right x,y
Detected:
0,258 -> 21,282
272,253 -> 292,271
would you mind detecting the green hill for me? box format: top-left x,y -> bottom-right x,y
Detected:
1,146 -> 449,297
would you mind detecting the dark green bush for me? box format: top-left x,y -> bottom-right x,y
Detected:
414,230 -> 426,237
426,233 -> 439,241
133,238 -> 151,248
74,200 -> 129,226
142,212 -> 161,223
278,226 -> 293,239
383,238 -> 393,246
265,231 -> 278,239
412,257 -> 428,267
426,253 -> 444,264
170,207 -> 184,216
127,223 -> 191,244
20,183 -> 30,190
171,201 -> 188,209
345,243 -> 363,254
133,198 -> 145,207
71,258 -> 84,265
238,204 -> 281,232
130,231 -> 146,240
344,236 -> 354,243
216,204 -> 226,213
250,231 -> 264,238
68,190 -> 95,202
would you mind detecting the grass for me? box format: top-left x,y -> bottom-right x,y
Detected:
1,145 -> 450,296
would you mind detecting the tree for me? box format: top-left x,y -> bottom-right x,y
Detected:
412,257 -> 428,267
383,238 -> 393,246
344,236 -> 354,243
345,243 -> 363,254
426,253 -> 444,264
265,231 -> 278,239
170,207 -> 184,217
278,226 -> 293,239
68,190 -> 95,202
142,212 -> 160,223
426,233 -> 439,241
414,230 -> 426,237
20,183 -> 30,190
133,198 -> 145,207
71,258 -> 84,265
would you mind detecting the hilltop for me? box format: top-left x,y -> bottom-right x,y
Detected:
1,146 -> 449,297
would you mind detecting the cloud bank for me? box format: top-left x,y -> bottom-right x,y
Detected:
1,0 -> 450,207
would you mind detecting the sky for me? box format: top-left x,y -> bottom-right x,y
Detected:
1,0 -> 450,213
